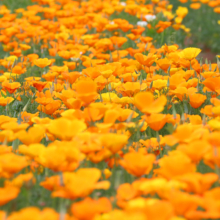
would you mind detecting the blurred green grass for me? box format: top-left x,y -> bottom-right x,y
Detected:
1,0 -> 32,10
170,0 -> 220,54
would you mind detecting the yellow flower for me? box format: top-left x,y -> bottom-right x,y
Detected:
5,56 -> 18,63
179,47 -> 201,61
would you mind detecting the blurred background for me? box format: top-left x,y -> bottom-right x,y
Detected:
170,0 -> 220,61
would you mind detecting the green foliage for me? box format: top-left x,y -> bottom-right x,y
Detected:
170,0 -> 220,54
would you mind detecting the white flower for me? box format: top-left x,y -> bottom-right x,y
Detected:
145,14 -> 156,22
120,2 -> 126,6
71,58 -> 80,62
137,21 -> 148,27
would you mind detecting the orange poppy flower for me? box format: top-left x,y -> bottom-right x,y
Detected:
177,140 -> 211,163
179,47 -> 201,61
170,87 -> 197,101
6,207 -> 64,220
204,146 -> 220,169
35,143 -> 85,172
134,53 -> 158,67
33,81 -> 48,92
63,98 -> 82,110
0,97 -> 14,106
34,58 -> 52,68
167,190 -> 201,217
0,186 -> 20,206
16,126 -> 45,145
0,130 -> 15,142
0,153 -> 28,178
157,58 -> 172,72
47,118 -> 87,141
146,113 -> 168,131
37,100 -> 61,115
2,81 -> 21,94
71,197 -> 112,220
103,168 -> 112,179
202,77 -> 220,93
100,133 -> 128,154
119,152 -> 156,177
134,92 -> 167,115
190,3 -> 201,9
1,121 -> 29,132
189,93 -> 207,109
40,168 -> 110,199
174,172 -> 218,194
154,151 -> 196,178
152,79 -> 167,91
5,172 -> 35,188
75,80 -> 98,105
12,65 -> 26,75
18,144 -> 45,160
156,21 -> 172,33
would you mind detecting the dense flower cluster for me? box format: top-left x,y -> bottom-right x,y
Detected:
0,0 -> 220,219
178,0 -> 220,12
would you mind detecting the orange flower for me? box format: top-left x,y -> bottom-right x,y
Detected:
157,58 -> 172,72
19,43 -> 31,51
0,211 -> 6,220
170,87 -> 197,101
190,3 -> 201,10
204,146 -> 220,169
0,186 -> 20,206
126,198 -> 175,220
154,151 -> 196,179
2,81 -> 21,94
35,143 -> 85,172
179,47 -> 201,61
40,168 -> 110,199
0,153 -> 28,178
152,79 -> 167,91
134,53 -> 158,67
47,118 -> 87,141
0,97 -> 14,106
134,92 -> 167,115
16,126 -> 45,145
202,77 -> 220,93
35,90 -> 54,106
37,100 -> 61,115
189,93 -> 207,109
33,81 -> 48,92
174,172 -> 218,194
6,207 -> 64,220
116,183 -> 138,208
62,71 -> 81,84
177,140 -> 211,163
1,121 -> 29,132
5,172 -> 35,188
146,113 -> 168,131
34,58 -> 52,68
156,21 -> 172,33
119,152 -> 156,177
100,133 -> 128,154
103,169 -> 112,179
63,98 -> 82,110
76,80 -> 98,105
167,190 -> 201,217
0,130 -> 15,142
12,65 -> 26,74
71,197 -> 112,220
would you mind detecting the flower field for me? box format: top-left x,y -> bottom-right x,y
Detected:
0,0 -> 220,219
